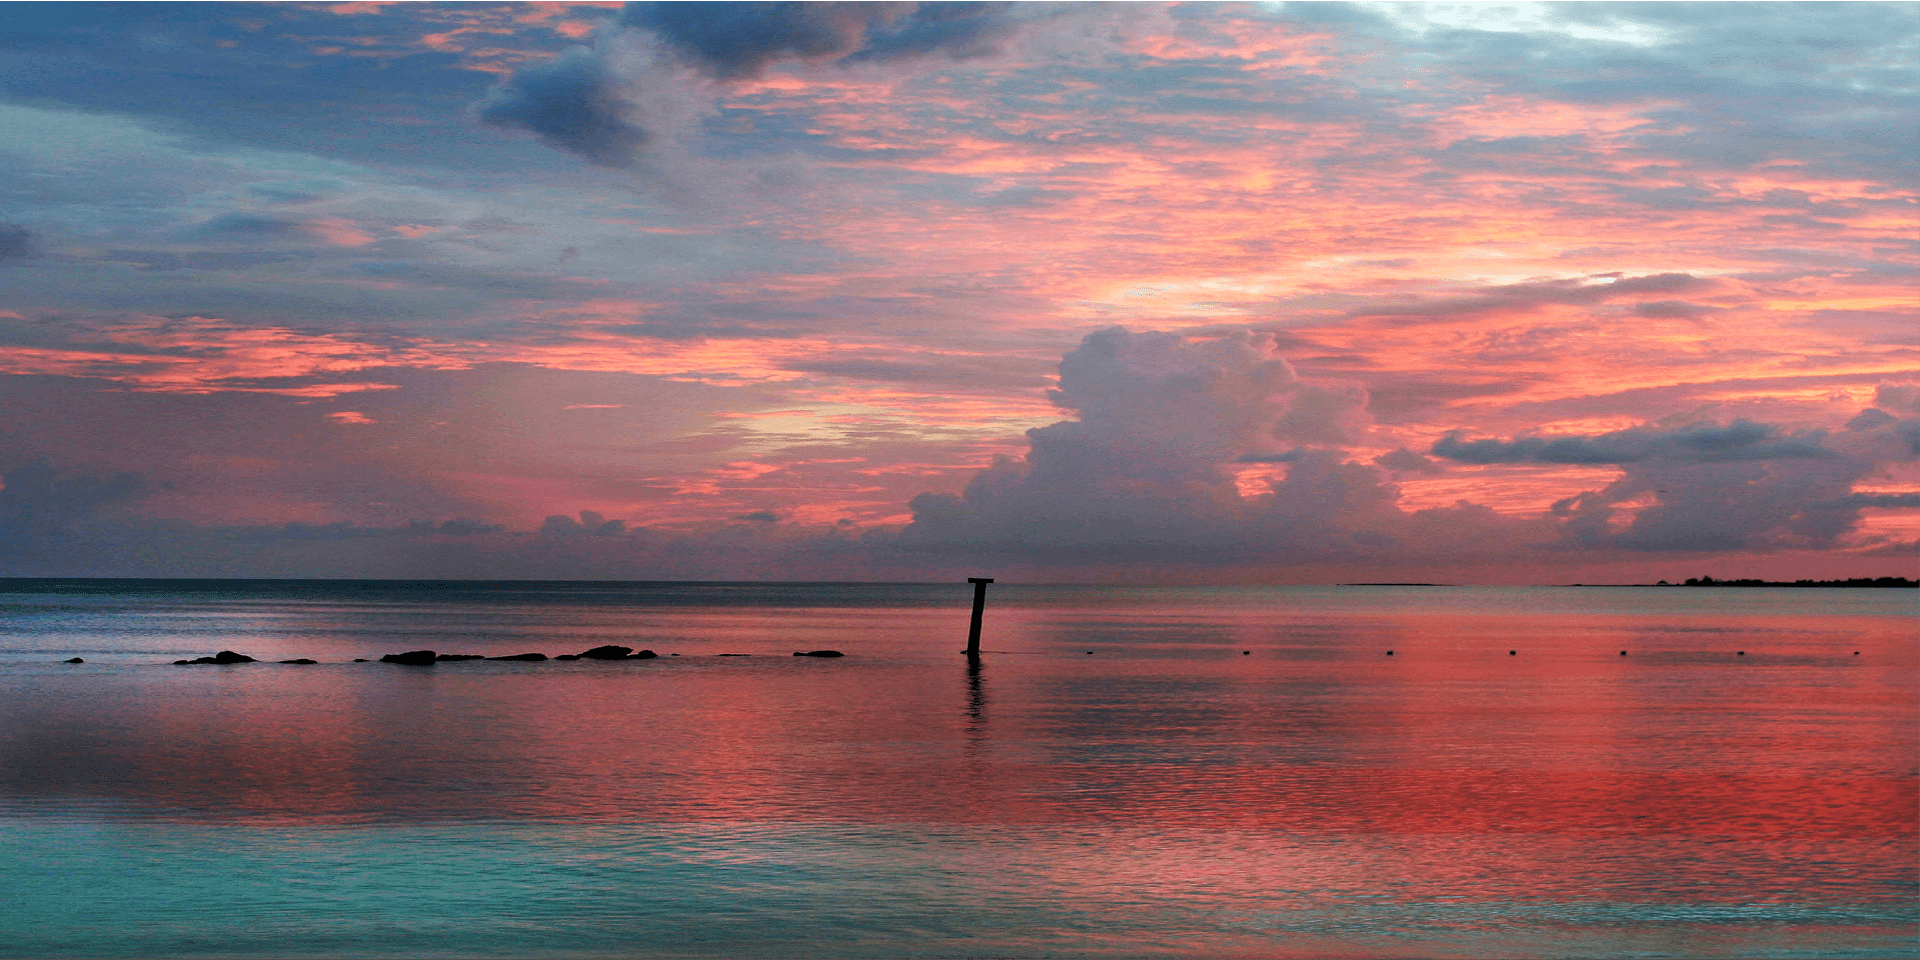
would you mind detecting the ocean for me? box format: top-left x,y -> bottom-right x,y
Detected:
1,580 -> 1913,958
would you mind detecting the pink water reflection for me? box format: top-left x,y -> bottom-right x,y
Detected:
1,585 -> 1912,939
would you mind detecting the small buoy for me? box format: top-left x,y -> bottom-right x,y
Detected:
1853,651 -> 1860,655
1620,650 -> 1627,656
1508,650 -> 1516,656
1242,650 -> 1250,656
1085,651 -> 1093,655
1736,651 -> 1745,656
1386,650 -> 1394,656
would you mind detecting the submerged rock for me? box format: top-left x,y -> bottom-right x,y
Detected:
433,654 -> 487,662
278,658 -> 318,665
379,650 -> 438,665
175,650 -> 259,665
554,654 -> 580,661
793,650 -> 844,658
64,657 -> 84,664
487,653 -> 548,662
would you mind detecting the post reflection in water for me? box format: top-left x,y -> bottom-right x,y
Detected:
0,580 -> 1912,959
964,655 -> 987,735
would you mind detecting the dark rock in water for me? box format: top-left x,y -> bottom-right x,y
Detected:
433,654 -> 487,662
717,653 -> 751,657
630,649 -> 658,660
487,653 -> 548,662
380,650 -> 438,665
554,654 -> 580,661
278,658 -> 318,665
177,650 -> 259,665
353,658 -> 369,662
793,650 -> 844,658
578,645 -> 633,660
64,657 -> 85,664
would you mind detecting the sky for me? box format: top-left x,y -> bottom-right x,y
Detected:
0,0 -> 1915,583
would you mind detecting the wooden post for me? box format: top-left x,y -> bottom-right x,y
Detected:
965,577 -> 993,657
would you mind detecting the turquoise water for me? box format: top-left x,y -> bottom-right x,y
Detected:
1,581 -> 1914,957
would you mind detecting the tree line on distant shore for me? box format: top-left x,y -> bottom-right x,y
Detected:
1660,576 -> 1916,588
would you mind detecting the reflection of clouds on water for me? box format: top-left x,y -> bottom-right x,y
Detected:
0,583 -> 1909,844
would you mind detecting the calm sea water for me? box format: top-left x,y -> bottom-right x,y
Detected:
0,580 -> 1913,958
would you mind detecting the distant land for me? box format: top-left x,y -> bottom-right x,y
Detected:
1654,576 -> 1916,588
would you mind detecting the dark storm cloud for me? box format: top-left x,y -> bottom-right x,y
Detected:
1431,419 -> 1835,465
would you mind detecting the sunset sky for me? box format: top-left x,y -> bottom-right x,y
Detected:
1,0 -> 1915,582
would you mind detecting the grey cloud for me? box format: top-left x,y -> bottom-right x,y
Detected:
105,250 -> 298,272
624,2 -> 898,78
542,511 -> 631,536
1271,381 -> 1372,445
1897,420 -> 1920,457
1234,451 -> 1305,464
1875,382 -> 1920,414
193,213 -> 366,247
1838,492 -> 1920,509
0,223 -> 37,261
1549,454 -> 1889,553
1463,409 -> 1920,553
781,354 -> 1055,391
1633,300 -> 1718,319
477,46 -> 652,169
1373,448 -> 1443,475
1846,408 -> 1897,430
621,1 -> 1030,79
1349,273 -> 1713,324
0,460 -> 147,553
1432,419 -> 1835,465
479,2 -> 1054,168
410,519 -> 506,537
344,261 -> 608,299
899,328 -> 1539,564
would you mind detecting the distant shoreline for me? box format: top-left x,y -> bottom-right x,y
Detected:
1,576 -> 1912,590
1580,577 -> 1917,588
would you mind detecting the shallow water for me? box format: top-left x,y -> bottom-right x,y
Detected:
1,581 -> 1914,957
